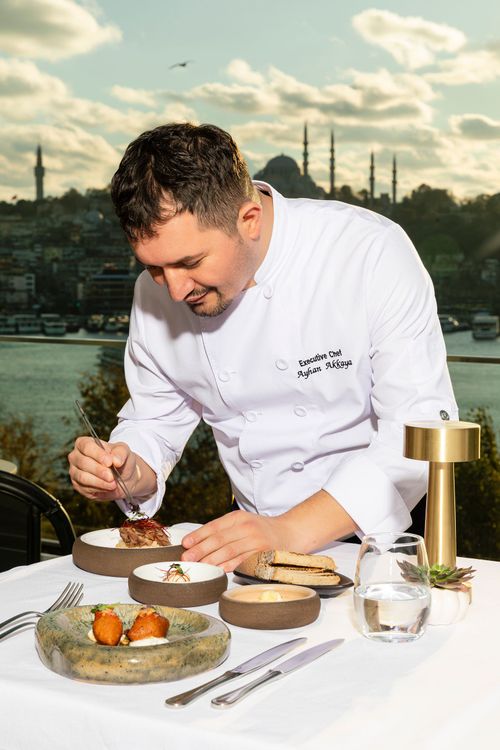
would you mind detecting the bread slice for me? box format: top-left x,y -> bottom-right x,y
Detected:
254,562 -> 340,586
258,550 -> 336,572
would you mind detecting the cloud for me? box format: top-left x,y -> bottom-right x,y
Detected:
352,9 -> 466,69
225,59 -> 265,86
425,49 -> 500,85
110,85 -> 157,108
0,123 -> 120,198
0,57 -> 67,119
450,114 -> 500,140
0,0 -> 121,61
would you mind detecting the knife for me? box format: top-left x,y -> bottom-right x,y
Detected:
211,638 -> 344,708
165,637 -> 307,707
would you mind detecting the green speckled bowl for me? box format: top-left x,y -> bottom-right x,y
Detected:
35,604 -> 230,684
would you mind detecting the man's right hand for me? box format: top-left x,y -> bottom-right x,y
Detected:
68,437 -> 139,502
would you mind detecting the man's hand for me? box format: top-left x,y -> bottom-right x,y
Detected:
181,510 -> 291,573
181,490 -> 358,572
68,437 -> 155,502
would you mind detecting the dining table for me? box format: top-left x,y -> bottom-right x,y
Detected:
0,523 -> 498,750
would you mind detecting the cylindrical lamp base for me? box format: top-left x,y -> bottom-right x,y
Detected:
426,462 -> 456,568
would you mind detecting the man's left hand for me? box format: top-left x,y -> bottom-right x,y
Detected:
180,510 -> 289,572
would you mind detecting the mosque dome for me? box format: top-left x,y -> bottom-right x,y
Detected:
262,154 -> 300,177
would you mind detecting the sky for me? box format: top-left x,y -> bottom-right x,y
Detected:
1,0 -> 500,202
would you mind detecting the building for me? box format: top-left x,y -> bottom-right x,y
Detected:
34,145 -> 45,202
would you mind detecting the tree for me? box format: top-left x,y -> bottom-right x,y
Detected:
455,408 -> 500,561
59,360 -> 231,532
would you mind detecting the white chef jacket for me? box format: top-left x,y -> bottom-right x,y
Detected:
111,181 -> 458,536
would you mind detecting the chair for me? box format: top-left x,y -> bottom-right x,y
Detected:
0,471 -> 76,572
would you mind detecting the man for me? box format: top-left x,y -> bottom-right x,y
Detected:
68,122 -> 458,572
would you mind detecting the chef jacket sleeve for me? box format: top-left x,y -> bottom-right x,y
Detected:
322,223 -> 459,536
109,298 -> 201,518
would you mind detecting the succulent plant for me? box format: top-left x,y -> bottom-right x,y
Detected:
398,560 -> 475,592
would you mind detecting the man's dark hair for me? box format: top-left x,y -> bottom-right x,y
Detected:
110,122 -> 257,240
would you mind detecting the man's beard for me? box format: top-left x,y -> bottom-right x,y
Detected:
185,287 -> 232,317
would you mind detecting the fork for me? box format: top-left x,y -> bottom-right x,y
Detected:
0,582 -> 84,632
0,583 -> 84,641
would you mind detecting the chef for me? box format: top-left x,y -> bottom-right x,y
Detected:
68,122 -> 458,572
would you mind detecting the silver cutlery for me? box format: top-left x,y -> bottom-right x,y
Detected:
211,638 -> 344,708
75,400 -> 139,512
165,636 -> 307,707
0,581 -> 84,638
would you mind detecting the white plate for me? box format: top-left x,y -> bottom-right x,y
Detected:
80,526 -> 184,549
133,561 -> 226,584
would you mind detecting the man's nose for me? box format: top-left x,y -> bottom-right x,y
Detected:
157,267 -> 194,302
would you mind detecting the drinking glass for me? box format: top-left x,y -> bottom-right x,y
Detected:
353,532 -> 431,643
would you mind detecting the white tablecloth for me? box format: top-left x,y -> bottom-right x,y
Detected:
0,526 -> 498,750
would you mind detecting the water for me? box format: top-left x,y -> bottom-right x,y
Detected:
0,329 -> 498,456
0,331 -> 125,450
353,583 -> 431,642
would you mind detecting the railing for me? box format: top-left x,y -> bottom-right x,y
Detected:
2,334 -> 500,364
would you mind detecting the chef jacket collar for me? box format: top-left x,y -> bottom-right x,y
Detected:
251,180 -> 289,286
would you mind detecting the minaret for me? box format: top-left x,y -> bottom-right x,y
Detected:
392,154 -> 397,205
303,123 -> 309,177
34,145 -> 45,201
329,130 -> 335,199
369,151 -> 375,207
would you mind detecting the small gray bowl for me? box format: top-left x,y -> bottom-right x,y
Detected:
129,561 -> 228,607
219,584 -> 320,629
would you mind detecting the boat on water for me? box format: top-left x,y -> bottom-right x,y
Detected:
472,313 -> 500,340
0,315 -> 16,334
13,314 -> 43,334
40,313 -> 66,336
438,314 -> 460,333
85,314 -> 104,333
103,316 -> 119,333
65,315 -> 81,333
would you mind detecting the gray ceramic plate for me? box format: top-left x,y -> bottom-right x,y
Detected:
129,561 -> 228,607
35,604 -> 230,684
72,527 -> 185,577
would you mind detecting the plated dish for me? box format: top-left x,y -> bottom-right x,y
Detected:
129,561 -> 228,607
219,584 -> 321,630
35,603 -> 230,684
233,569 -> 353,598
72,525 -> 185,577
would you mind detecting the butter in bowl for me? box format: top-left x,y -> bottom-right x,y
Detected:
129,561 -> 228,607
219,584 -> 320,629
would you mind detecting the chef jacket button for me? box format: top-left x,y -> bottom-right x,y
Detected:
291,461 -> 304,472
263,284 -> 273,299
275,358 -> 288,370
440,410 -> 450,421
294,406 -> 307,417
250,460 -> 263,469
244,411 -> 258,423
218,370 -> 230,382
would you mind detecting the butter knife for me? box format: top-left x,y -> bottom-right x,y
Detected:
211,638 -> 344,708
165,637 -> 307,707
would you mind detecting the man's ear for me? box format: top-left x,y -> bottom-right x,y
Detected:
237,200 -> 262,240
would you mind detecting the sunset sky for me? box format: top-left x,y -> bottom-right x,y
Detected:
1,0 -> 500,201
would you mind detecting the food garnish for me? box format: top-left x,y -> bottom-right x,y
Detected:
118,514 -> 171,548
126,607 -> 170,641
160,563 -> 191,583
91,605 -> 123,646
88,605 -> 170,647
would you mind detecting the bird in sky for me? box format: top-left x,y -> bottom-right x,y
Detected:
169,60 -> 194,69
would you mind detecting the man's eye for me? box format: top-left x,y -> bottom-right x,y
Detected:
183,260 -> 201,269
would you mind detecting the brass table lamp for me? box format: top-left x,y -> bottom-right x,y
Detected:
404,420 -> 481,567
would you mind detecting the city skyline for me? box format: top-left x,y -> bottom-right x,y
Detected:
1,0 -> 500,201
